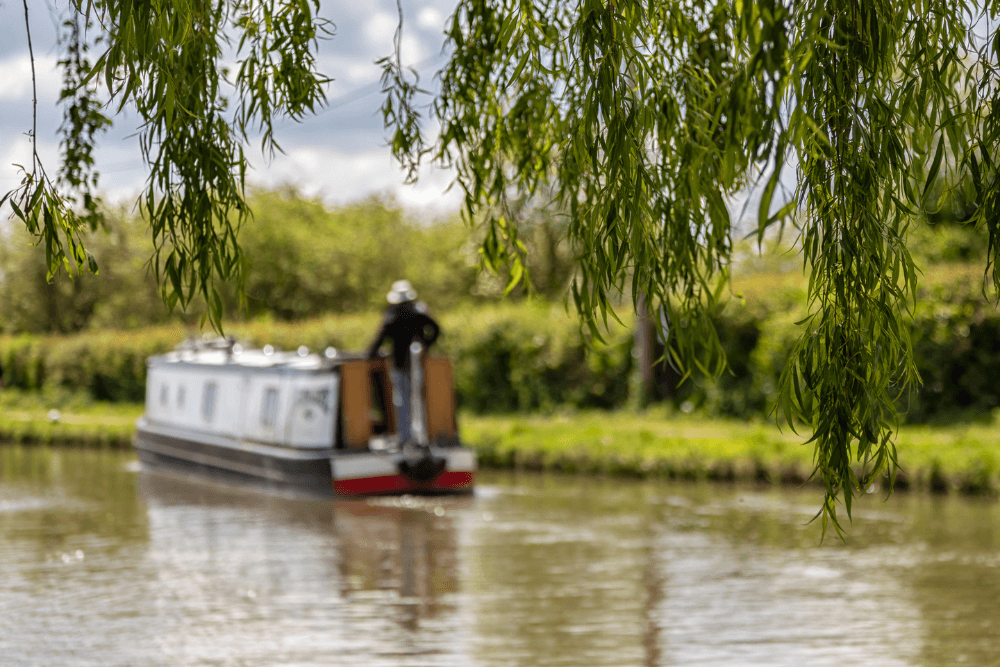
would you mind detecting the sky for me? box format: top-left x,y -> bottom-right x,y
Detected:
0,0 -> 463,215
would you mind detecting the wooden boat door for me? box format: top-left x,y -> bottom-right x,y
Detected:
338,359 -> 396,449
423,357 -> 457,442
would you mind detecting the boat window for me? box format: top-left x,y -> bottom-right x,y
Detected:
159,384 -> 169,406
177,385 -> 186,409
262,387 -> 279,427
202,382 -> 218,422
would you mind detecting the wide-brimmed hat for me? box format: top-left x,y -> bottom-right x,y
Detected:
387,280 -> 417,304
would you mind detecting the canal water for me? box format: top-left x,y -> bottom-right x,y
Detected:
1,446 -> 998,666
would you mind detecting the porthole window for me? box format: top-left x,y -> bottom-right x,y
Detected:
202,382 -> 218,422
262,387 -> 279,427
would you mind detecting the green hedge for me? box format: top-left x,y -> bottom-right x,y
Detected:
0,304 -> 634,412
669,309 -> 1000,424
650,259 -> 1000,424
0,329 -> 181,403
2,294 -> 998,423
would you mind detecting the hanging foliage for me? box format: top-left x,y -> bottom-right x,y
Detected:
382,0 -> 988,535
4,0 -> 331,331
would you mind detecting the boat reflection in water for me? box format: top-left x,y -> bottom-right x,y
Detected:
135,468 -> 469,662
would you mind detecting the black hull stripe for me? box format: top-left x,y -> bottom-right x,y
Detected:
135,429 -> 332,489
137,419 -> 337,459
136,449 -> 336,496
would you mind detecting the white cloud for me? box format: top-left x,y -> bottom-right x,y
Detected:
399,35 -> 427,65
0,136 -> 33,175
363,10 -> 427,64
0,54 -> 61,102
247,146 -> 460,212
0,135 -> 59,186
364,11 -> 398,50
339,60 -> 381,85
417,7 -> 444,31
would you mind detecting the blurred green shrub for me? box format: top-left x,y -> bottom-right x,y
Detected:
649,234 -> 1000,424
0,207 -> 168,334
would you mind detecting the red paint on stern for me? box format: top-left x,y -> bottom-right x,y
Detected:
334,471 -> 475,496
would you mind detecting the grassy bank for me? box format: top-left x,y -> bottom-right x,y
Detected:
0,394 -> 142,448
462,413 -> 1000,494
1,393 -> 997,494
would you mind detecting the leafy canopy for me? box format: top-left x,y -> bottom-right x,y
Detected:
8,0 -> 1000,532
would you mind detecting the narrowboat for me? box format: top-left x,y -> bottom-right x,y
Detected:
133,337 -> 476,496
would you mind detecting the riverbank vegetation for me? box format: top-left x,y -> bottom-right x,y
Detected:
0,392 -> 141,448
1,392 -> 996,495
464,413 -> 1000,495
1,189 -> 999,495
2,252 -> 999,424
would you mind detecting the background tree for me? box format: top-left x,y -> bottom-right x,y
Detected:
0,206 -> 167,333
229,190 -> 481,317
0,190 -> 485,333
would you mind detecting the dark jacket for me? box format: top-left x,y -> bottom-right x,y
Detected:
366,301 -> 440,369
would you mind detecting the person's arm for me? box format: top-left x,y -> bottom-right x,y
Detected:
422,315 -> 440,348
366,314 -> 392,359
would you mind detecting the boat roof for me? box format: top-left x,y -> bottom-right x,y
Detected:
148,338 -> 364,372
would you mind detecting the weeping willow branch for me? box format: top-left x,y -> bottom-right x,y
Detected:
22,0 -> 38,175
382,0 -> 988,533
4,0 -> 332,330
